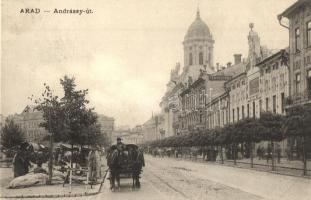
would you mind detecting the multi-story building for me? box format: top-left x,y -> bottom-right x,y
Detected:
278,0 -> 311,107
206,92 -> 230,129
142,114 -> 165,142
256,49 -> 289,115
97,114 -> 114,145
112,125 -> 143,145
160,9 -> 216,137
10,105 -> 49,143
226,24 -> 276,124
179,72 -> 207,134
179,70 -> 233,132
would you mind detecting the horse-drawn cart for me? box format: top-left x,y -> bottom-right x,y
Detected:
107,144 -> 145,191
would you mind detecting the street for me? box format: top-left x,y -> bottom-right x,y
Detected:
2,154 -> 311,200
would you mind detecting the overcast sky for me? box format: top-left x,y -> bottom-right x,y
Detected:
1,0 -> 296,127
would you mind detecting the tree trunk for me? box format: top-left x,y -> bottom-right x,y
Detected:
234,143 -> 237,165
71,143 -> 74,168
250,142 -> 254,168
47,133 -> 54,185
302,136 -> 307,176
221,145 -> 224,164
271,140 -> 275,171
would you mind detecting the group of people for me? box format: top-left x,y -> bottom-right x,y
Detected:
11,139 -> 145,190
106,137 -> 145,191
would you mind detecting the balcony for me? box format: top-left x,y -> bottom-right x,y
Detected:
285,89 -> 311,107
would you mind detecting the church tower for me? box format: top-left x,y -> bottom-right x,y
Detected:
183,9 -> 214,73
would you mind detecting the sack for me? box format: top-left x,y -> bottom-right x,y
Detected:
9,173 -> 48,189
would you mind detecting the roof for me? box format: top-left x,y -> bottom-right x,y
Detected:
256,48 -> 289,67
180,77 -> 205,96
184,10 -> 212,41
208,81 -> 226,99
21,105 -> 37,114
213,62 -> 246,77
278,0 -> 310,18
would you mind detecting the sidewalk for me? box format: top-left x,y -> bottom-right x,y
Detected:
0,167 -> 105,198
174,154 -> 311,177
147,155 -> 311,200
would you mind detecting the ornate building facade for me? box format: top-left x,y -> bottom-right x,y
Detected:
159,9 -> 216,137
278,0 -> 311,107
10,105 -> 49,143
142,114 -> 165,142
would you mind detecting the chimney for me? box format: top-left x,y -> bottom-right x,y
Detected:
234,54 -> 242,65
227,62 -> 232,68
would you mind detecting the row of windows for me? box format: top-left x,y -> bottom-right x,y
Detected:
208,109 -> 229,129
263,62 -> 280,74
27,130 -> 44,139
189,52 -> 204,65
232,93 -> 285,123
295,70 -> 311,93
182,91 -> 206,110
231,79 -> 246,90
294,20 -> 311,52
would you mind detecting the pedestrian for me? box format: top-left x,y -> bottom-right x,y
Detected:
95,146 -> 102,180
266,145 -> 272,164
88,146 -> 97,183
12,149 -> 25,178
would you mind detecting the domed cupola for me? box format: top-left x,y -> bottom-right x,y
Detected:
184,10 -> 212,42
183,9 -> 214,71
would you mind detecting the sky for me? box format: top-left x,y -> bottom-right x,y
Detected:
1,0 -> 296,127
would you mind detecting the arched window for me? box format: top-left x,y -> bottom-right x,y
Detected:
199,52 -> 203,65
189,53 -> 193,65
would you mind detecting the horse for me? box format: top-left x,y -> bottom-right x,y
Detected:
131,149 -> 145,189
107,149 -> 120,191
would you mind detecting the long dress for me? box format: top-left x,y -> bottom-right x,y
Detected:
88,151 -> 97,182
95,150 -> 101,179
13,153 -> 26,178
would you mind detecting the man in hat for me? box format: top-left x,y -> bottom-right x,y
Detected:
116,137 -> 125,151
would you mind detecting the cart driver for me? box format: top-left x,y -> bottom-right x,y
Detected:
116,137 -> 125,151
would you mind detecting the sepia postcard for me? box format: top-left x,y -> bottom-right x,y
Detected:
1,0 -> 311,199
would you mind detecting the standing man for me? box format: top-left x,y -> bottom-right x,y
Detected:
88,146 -> 97,183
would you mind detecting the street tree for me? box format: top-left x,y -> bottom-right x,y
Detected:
238,118 -> 265,168
34,83 -> 64,184
0,119 -> 25,149
258,112 -> 285,170
283,105 -> 311,175
33,75 -> 104,183
59,76 -> 100,151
